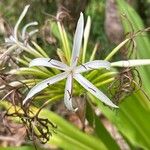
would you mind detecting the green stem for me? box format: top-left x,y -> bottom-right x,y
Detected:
105,38 -> 130,61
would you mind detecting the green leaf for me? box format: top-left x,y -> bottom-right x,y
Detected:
86,101 -> 120,150
88,90 -> 150,149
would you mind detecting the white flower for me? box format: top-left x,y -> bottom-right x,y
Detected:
1,5 -> 38,59
23,13 -> 118,111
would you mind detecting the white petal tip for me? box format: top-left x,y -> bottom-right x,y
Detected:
25,5 -> 30,9
68,107 -> 78,112
65,103 -> 78,112
109,103 -> 119,108
33,21 -> 38,25
29,64 -> 33,67
64,100 -> 78,112
113,105 -> 119,108
87,16 -> 91,20
23,5 -> 30,12
29,61 -> 35,67
80,12 -> 83,16
74,107 -> 78,112
22,99 -> 27,105
103,102 -> 119,109
22,97 -> 30,105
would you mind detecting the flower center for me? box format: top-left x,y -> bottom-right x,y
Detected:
66,66 -> 76,75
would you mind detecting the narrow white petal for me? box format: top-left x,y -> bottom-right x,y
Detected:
5,37 -> 13,43
14,5 -> 30,40
75,60 -> 110,73
74,74 -> 118,108
82,16 -> 91,63
22,21 -> 38,39
71,12 -> 84,67
111,59 -> 150,67
23,72 -> 68,104
0,45 -> 17,59
29,58 -> 69,71
28,29 -> 39,37
64,74 -> 78,111
5,35 -> 16,44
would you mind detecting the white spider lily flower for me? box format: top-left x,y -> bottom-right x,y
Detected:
2,5 -> 38,58
23,13 -> 118,111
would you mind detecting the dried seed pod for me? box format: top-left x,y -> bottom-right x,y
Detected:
108,67 -> 142,104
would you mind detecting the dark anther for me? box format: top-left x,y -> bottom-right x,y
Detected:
67,90 -> 72,100
48,58 -> 52,62
88,86 -> 96,92
81,64 -> 87,70
47,83 -> 50,86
